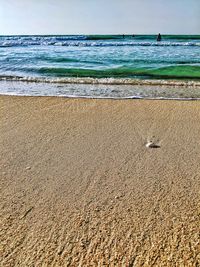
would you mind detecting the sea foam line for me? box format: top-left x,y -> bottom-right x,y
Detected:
0,76 -> 200,87
1,92 -> 200,101
0,41 -> 200,48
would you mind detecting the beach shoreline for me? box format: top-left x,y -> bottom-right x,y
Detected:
1,95 -> 200,266
1,79 -> 200,100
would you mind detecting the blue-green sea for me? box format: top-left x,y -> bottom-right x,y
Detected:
0,35 -> 200,98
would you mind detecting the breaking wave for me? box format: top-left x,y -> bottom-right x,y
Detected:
28,65 -> 200,79
0,75 -> 200,87
0,41 -> 200,48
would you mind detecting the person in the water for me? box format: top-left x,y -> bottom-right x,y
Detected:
157,33 -> 162,41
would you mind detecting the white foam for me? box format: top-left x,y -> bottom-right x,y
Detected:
0,40 -> 200,48
0,76 -> 200,87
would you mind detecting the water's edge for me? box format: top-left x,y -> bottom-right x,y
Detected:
1,79 -> 200,100
1,92 -> 200,101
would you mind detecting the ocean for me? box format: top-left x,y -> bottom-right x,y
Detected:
0,35 -> 200,99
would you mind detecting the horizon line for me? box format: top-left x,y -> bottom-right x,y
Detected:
0,33 -> 200,36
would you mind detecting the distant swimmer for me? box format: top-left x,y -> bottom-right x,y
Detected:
132,34 -> 135,37
157,33 -> 162,41
123,34 -> 125,38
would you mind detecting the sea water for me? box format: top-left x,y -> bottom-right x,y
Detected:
0,35 -> 200,99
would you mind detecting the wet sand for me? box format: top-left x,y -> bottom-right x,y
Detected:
0,95 -> 200,266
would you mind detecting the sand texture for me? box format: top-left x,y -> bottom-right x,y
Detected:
0,96 -> 200,266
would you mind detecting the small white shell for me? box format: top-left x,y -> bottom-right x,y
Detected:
146,141 -> 160,148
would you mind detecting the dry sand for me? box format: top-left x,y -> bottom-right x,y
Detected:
0,95 -> 200,266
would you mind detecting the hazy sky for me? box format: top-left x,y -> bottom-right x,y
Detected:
0,0 -> 199,35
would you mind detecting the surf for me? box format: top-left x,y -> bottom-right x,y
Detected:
30,65 -> 200,79
0,75 -> 200,87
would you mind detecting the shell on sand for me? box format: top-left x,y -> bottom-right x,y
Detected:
146,141 -> 159,148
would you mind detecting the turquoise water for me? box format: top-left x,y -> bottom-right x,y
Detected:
0,35 -> 200,98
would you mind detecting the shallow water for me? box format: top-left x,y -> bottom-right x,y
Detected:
1,80 -> 200,100
0,35 -> 200,98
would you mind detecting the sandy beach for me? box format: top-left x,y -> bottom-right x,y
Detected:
0,95 -> 200,266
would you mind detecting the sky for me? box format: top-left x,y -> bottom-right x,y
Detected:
0,0 -> 199,35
